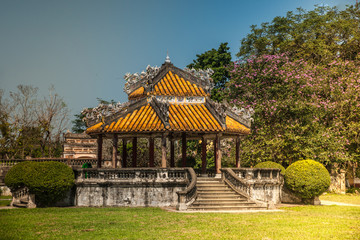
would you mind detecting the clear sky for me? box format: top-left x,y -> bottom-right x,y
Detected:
0,0 -> 355,125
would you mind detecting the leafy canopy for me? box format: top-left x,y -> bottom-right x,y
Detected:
237,4 -> 360,64
187,43 -> 232,102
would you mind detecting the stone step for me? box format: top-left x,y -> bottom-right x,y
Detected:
13,203 -> 28,208
195,199 -> 248,204
188,205 -> 266,211
193,202 -> 254,206
197,197 -> 246,201
197,187 -> 231,191
197,190 -> 235,194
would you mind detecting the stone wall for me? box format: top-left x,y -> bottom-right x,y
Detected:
74,168 -> 191,207
76,182 -> 185,207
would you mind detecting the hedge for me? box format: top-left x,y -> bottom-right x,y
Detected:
5,161 -> 75,206
254,161 -> 286,175
285,159 -> 330,199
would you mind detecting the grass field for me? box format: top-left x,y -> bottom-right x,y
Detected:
1,205 -> 359,240
0,195 -> 11,207
320,193 -> 360,205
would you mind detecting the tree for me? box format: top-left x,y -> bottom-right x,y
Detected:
0,85 -> 69,158
71,113 -> 87,133
227,54 -> 360,168
187,43 -> 232,102
237,4 -> 360,64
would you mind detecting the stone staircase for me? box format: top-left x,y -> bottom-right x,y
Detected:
187,177 -> 267,211
12,197 -> 28,208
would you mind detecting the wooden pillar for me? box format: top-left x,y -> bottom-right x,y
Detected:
236,136 -> 240,168
132,137 -> 137,167
170,138 -> 175,167
122,139 -> 127,168
182,133 -> 186,167
112,134 -> 118,168
214,138 -> 217,172
215,135 -> 222,174
161,135 -> 167,168
201,137 -> 207,175
97,134 -> 103,168
149,137 -> 155,167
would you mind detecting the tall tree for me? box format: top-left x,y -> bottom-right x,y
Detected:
0,85 -> 69,158
237,4 -> 360,64
187,43 -> 232,102
227,54 -> 360,168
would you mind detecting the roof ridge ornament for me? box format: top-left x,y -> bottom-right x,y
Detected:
165,51 -> 171,63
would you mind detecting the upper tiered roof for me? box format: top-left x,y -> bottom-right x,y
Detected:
84,58 -> 252,136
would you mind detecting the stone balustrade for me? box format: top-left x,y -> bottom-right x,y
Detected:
73,168 -> 194,207
221,168 -> 283,206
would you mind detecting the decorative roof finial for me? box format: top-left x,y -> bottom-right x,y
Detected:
165,50 -> 171,63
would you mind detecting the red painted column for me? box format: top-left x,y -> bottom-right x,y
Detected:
132,137 -> 137,167
182,133 -> 186,167
170,139 -> 175,167
236,136 -> 240,168
149,137 -> 155,167
112,134 -> 118,168
201,137 -> 207,175
97,134 -> 103,168
122,139 -> 127,168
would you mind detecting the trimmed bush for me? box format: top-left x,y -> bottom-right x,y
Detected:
4,161 -> 37,191
5,161 -> 75,206
254,161 -> 286,175
26,162 -> 75,206
285,160 -> 330,199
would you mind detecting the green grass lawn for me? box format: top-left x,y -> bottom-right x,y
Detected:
0,206 -> 359,240
320,193 -> 360,205
0,195 -> 11,207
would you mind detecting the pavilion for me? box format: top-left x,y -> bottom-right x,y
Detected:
84,56 -> 252,175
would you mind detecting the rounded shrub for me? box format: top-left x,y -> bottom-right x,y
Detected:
26,161 -> 75,206
4,161 -> 37,191
285,160 -> 330,199
254,161 -> 286,175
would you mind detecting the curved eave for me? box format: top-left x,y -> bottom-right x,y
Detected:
225,116 -> 250,135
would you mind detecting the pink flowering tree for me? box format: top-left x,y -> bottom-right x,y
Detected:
227,54 -> 360,168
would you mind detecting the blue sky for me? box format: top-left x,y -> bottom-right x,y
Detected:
0,0 -> 355,125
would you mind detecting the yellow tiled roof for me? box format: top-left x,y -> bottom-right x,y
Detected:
169,104 -> 223,132
151,71 -> 208,97
226,116 -> 250,134
86,104 -> 250,135
128,87 -> 145,100
105,104 -> 165,132
87,122 -> 103,133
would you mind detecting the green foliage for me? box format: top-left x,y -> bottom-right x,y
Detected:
254,161 -> 286,175
25,161 -> 74,206
227,54 -> 360,167
237,4 -> 360,65
285,160 -> 330,199
4,161 -> 37,191
5,161 -> 74,206
346,187 -> 360,194
71,113 -> 87,133
187,43 -> 232,102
